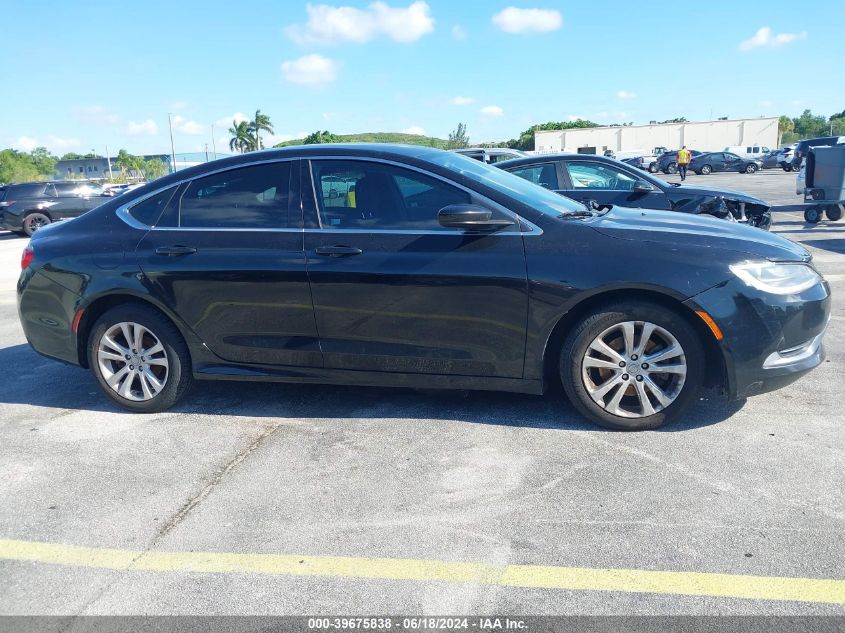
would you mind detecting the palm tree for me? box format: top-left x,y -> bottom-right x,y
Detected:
228,120 -> 254,153
249,109 -> 274,150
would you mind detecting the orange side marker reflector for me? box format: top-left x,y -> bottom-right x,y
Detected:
696,310 -> 724,341
72,308 -> 85,334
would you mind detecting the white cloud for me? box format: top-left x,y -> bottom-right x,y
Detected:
594,111 -> 609,118
492,7 -> 562,34
739,26 -> 807,51
126,119 -> 159,136
759,99 -> 774,108
402,126 -> 426,135
74,105 -> 121,126
616,90 -> 636,99
451,24 -> 467,40
15,136 -> 39,151
567,115 -> 584,122
282,54 -> 338,84
450,96 -> 474,106
215,112 -> 249,128
171,115 -> 205,135
170,101 -> 189,111
46,135 -> 81,150
286,1 -> 434,45
480,105 -> 504,118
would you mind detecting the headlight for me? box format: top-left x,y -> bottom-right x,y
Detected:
730,261 -> 821,294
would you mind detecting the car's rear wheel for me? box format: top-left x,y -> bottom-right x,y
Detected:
560,302 -> 705,430
667,163 -> 678,174
88,304 -> 193,412
700,165 -> 712,175
23,212 -> 51,236
825,205 -> 843,221
745,164 -> 758,174
648,163 -> 658,173
782,164 -> 794,172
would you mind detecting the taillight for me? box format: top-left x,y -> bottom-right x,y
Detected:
21,245 -> 33,270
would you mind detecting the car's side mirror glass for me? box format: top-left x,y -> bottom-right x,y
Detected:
633,180 -> 654,193
438,204 -> 515,231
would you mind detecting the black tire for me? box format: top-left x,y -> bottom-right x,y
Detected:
667,162 -> 678,174
745,164 -> 758,174
648,163 -> 658,173
825,205 -> 843,221
559,301 -> 705,431
700,165 -> 712,175
22,212 -> 51,236
804,207 -> 822,224
782,164 -> 794,172
88,304 -> 193,412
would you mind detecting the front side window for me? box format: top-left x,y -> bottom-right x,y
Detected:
311,160 -> 472,230
565,161 -> 638,191
508,163 -> 558,190
179,162 -> 292,229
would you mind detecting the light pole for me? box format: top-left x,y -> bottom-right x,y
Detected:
168,113 -> 177,174
211,123 -> 217,160
105,145 -> 114,180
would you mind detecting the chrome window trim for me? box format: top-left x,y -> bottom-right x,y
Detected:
115,154 -> 542,236
306,156 -> 541,236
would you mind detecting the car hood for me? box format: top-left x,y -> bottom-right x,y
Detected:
586,206 -> 810,262
666,184 -> 768,206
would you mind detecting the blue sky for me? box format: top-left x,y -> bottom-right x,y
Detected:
3,0 -> 843,155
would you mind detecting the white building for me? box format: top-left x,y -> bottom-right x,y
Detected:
534,117 -> 779,155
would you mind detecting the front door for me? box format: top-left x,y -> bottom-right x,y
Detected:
558,160 -> 671,210
135,159 -> 322,367
303,158 -> 528,378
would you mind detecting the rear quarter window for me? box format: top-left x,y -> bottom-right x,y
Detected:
128,187 -> 178,226
8,183 -> 48,198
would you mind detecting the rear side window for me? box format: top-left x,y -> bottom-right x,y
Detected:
508,164 -> 558,190
179,162 -> 293,229
128,187 -> 178,226
9,183 -> 48,198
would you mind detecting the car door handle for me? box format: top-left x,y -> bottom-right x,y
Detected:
155,245 -> 197,256
315,245 -> 363,257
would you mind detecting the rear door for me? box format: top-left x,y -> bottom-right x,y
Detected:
303,158 -> 529,378
135,159 -> 322,367
52,183 -> 91,219
557,159 -> 671,210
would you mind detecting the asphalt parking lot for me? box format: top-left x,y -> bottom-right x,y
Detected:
0,169 -> 843,616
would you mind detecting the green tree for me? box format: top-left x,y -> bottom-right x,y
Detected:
447,122 -> 469,149
143,158 -> 168,181
777,115 -> 795,146
506,119 -> 600,151
29,147 -> 58,176
0,149 -> 40,183
793,109 -> 828,139
303,130 -> 341,144
249,109 -> 274,150
830,116 -> 845,136
114,149 -> 144,177
60,152 -> 85,160
228,120 -> 255,153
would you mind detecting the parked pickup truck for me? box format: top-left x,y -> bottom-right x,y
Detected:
605,147 -> 669,173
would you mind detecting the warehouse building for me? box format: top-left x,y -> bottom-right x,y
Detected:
534,117 -> 779,155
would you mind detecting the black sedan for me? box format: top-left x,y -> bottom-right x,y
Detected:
497,154 -> 772,229
18,145 -> 829,430
689,152 -> 762,175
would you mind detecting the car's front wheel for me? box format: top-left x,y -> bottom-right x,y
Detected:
745,164 -> 758,174
88,304 -> 193,412
700,165 -> 712,175
648,163 -> 658,173
560,302 -> 705,430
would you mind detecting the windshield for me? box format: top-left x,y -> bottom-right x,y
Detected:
426,152 -> 585,216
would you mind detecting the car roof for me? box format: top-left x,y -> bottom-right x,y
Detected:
496,153 -> 634,169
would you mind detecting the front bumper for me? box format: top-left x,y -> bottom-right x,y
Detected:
685,276 -> 831,399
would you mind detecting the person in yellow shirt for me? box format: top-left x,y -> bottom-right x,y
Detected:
677,146 -> 692,181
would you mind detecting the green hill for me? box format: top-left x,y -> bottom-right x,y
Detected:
274,132 -> 449,149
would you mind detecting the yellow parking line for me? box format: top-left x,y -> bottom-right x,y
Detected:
1,538 -> 843,604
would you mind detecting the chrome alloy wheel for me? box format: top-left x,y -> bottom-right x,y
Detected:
581,321 -> 687,418
97,322 -> 169,401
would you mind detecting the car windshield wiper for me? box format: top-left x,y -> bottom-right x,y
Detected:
559,209 -> 597,219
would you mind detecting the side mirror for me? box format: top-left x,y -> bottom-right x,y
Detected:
633,180 -> 654,193
438,204 -> 515,231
